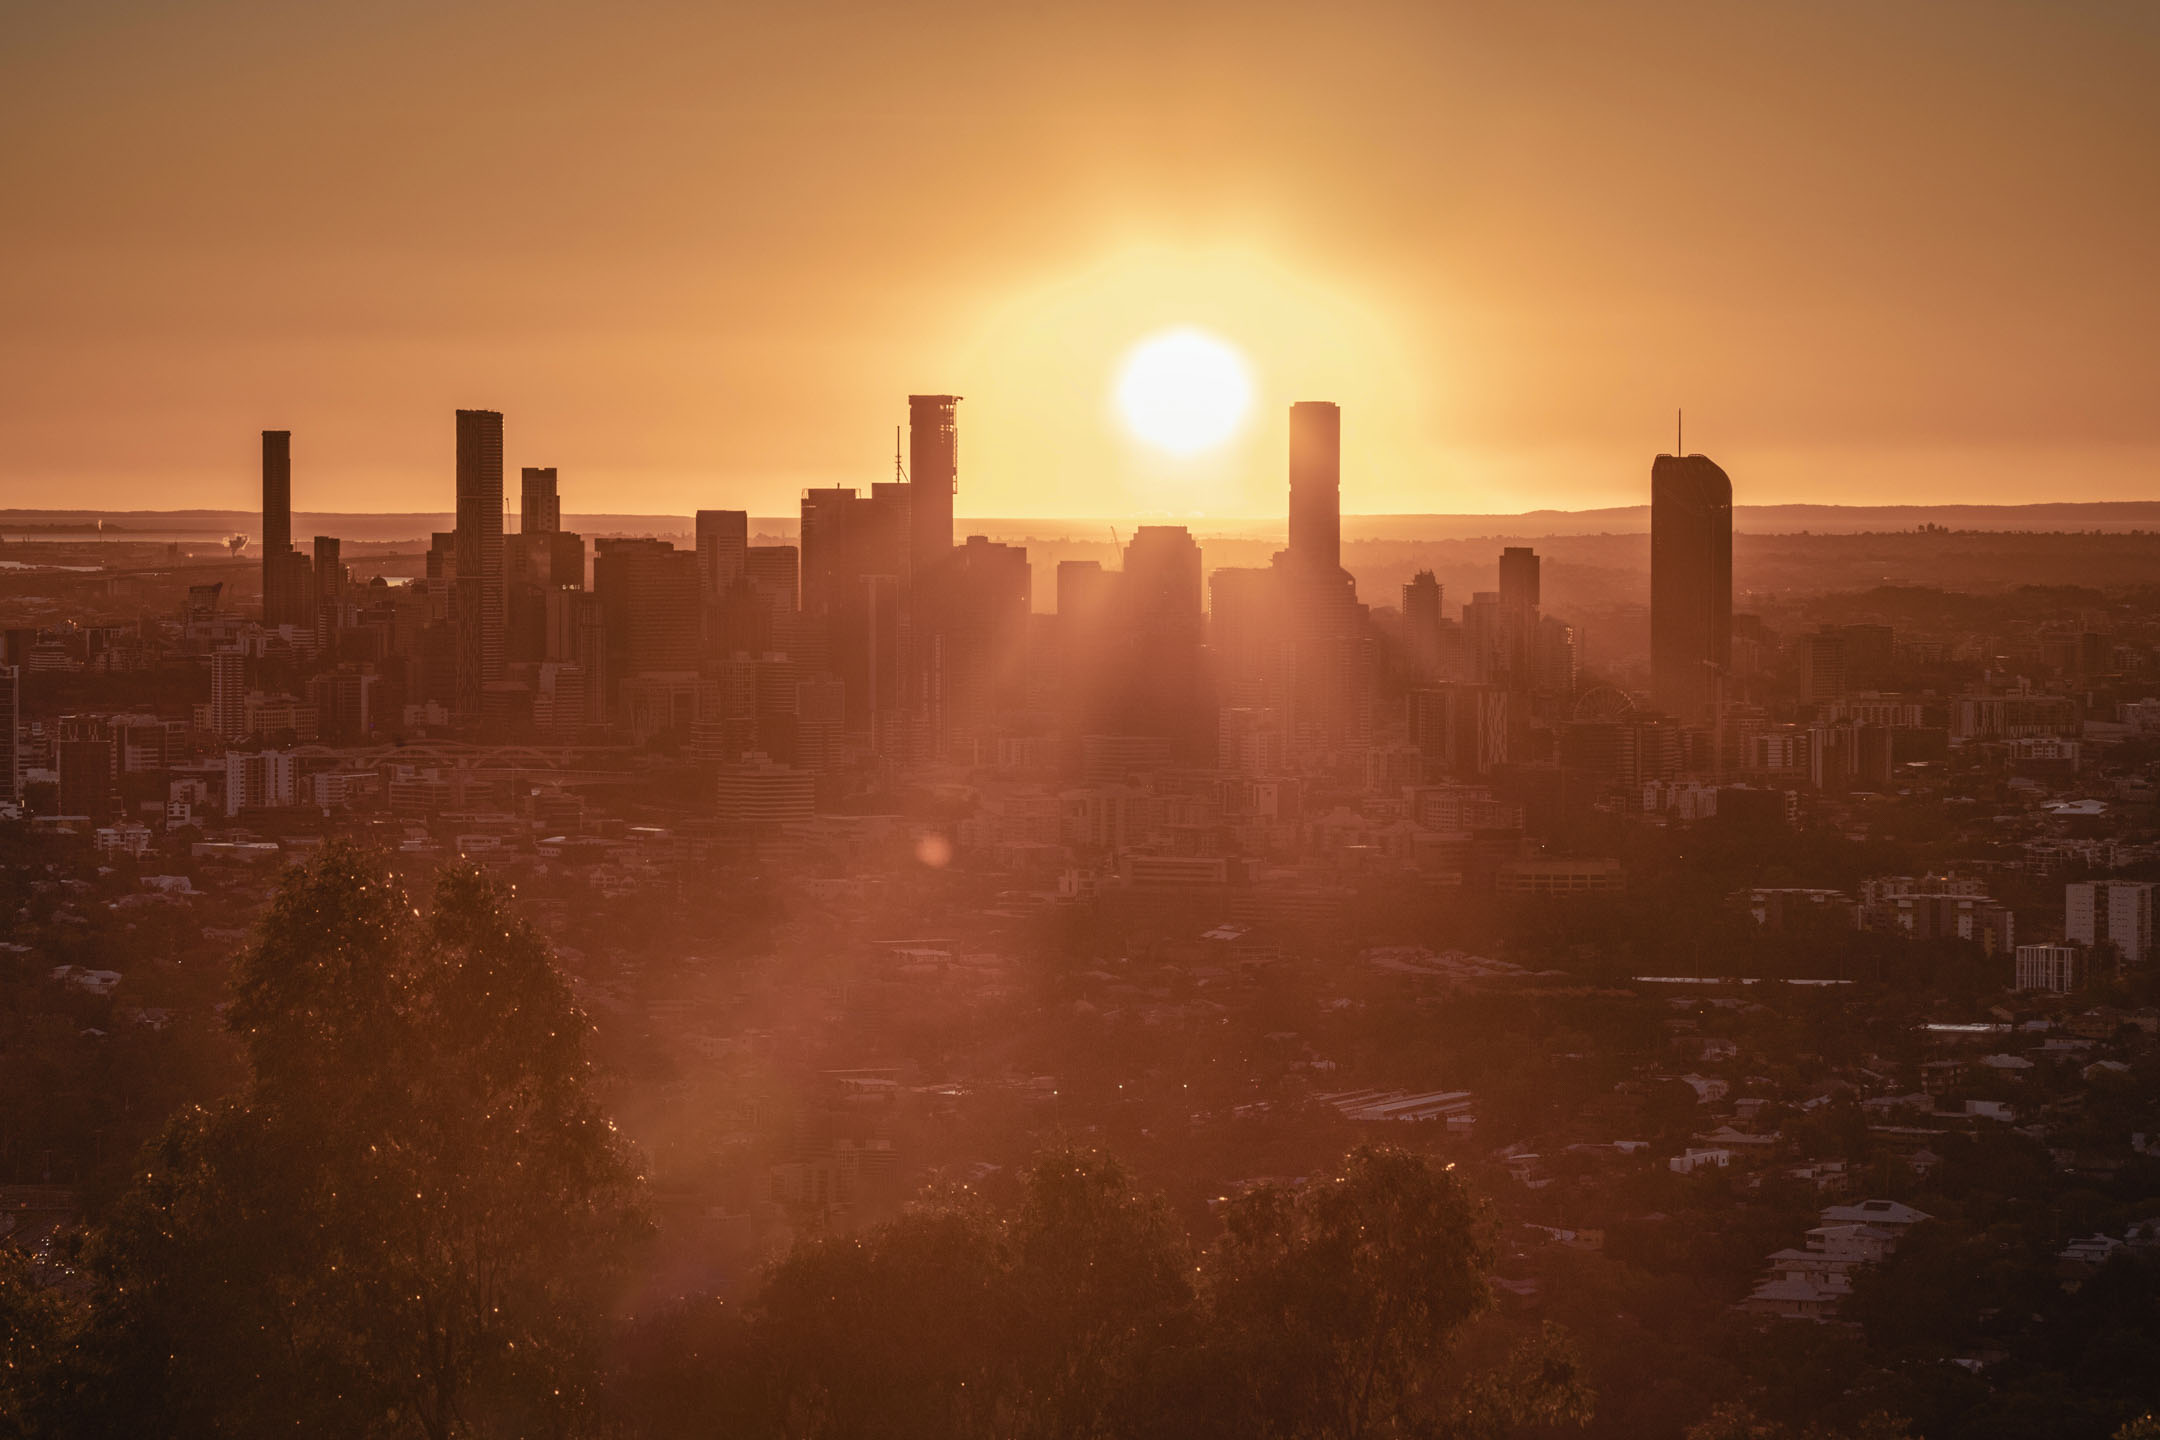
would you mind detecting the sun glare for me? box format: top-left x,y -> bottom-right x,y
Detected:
1114,328 -> 1254,456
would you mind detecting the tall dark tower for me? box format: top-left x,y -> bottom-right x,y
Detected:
1288,401 -> 1341,572
908,394 -> 959,573
261,430 -> 292,623
1498,547 -> 1540,611
1650,452 -> 1733,721
520,467 -> 560,535
695,509 -> 749,596
455,409 -> 506,719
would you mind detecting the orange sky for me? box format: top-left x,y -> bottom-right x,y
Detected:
2,0 -> 2155,519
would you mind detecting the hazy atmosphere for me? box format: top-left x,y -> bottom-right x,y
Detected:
9,6 -> 2160,1440
4,0 -> 2156,516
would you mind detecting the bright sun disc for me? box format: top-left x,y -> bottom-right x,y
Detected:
1115,328 -> 1253,455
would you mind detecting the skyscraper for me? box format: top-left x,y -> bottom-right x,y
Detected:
521,467 -> 561,535
1278,401 -> 1367,752
1210,566 -> 1284,709
454,409 -> 506,719
1650,452 -> 1733,721
1107,526 -> 1210,761
1401,571 -> 1443,681
314,537 -> 343,607
933,535 -> 1031,760
746,545 -> 800,615
210,648 -> 247,741
1496,546 -> 1541,686
695,509 -> 749,596
261,430 -> 298,625
800,487 -> 860,621
908,394 -> 959,572
1498,547 -> 1540,610
593,538 -> 702,679
1288,401 -> 1342,573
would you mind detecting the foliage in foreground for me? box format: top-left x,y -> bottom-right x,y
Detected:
3,845 -> 1586,1440
10,845 -> 647,1439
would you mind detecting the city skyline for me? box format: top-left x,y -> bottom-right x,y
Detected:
12,9 -> 2160,1439
4,2 -> 2156,517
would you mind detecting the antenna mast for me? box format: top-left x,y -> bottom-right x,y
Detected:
1677,408 -> 1684,456
895,425 -> 908,484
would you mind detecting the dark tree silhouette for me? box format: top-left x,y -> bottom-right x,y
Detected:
53,846 -> 647,1440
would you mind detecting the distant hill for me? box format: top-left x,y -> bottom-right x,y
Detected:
6,500 -> 2160,545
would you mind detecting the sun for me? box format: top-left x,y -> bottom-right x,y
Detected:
1114,327 -> 1254,455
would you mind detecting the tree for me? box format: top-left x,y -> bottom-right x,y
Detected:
751,1149 -> 1196,1440
1205,1144 -> 1551,1440
55,846 -> 647,1439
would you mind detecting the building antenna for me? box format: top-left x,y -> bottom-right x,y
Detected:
1677,408 -> 1684,456
895,425 -> 908,484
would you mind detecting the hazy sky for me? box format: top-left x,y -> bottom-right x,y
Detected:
3,0 -> 2155,519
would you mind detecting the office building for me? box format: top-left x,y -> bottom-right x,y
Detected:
801,484 -> 911,737
1098,526 -> 1209,761
746,545 -> 800,615
1799,630 -> 1847,703
2066,881 -> 2156,965
507,527 -> 587,663
1499,546 -> 1540,610
1288,401 -> 1342,573
261,430 -> 296,625
0,665 -> 17,804
453,409 -> 506,718
313,536 -> 344,644
696,509 -> 749,596
543,589 -> 610,727
1410,685 -> 1510,777
1211,566 -> 1284,709
1277,402 -> 1369,753
520,467 -> 561,534
1650,452 -> 1733,721
210,648 -> 247,741
716,752 -> 815,828
593,539 -> 701,686
57,737 -> 114,822
908,394 -> 960,572
225,749 -> 297,816
931,535 -> 1031,761
1401,571 -> 1443,681
2015,943 -> 2082,994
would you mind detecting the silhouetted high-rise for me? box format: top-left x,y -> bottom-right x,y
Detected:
1650,452 -> 1733,721
1288,401 -> 1342,573
521,467 -> 560,535
593,538 -> 701,680
934,535 -> 1031,760
801,483 -> 911,738
1278,401 -> 1368,752
1210,566 -> 1284,710
261,430 -> 299,625
695,509 -> 749,596
454,409 -> 506,719
1401,570 -> 1443,681
1496,546 -> 1540,686
908,395 -> 959,571
1498,547 -> 1540,611
1107,526 -> 1210,761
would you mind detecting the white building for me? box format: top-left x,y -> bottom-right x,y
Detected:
714,752 -> 813,828
224,749 -> 296,815
2015,942 -> 2083,993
